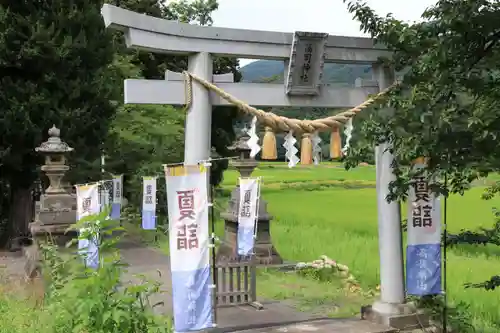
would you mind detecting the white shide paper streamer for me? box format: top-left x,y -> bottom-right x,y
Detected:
246,116 -> 261,158
283,131 -> 300,168
341,118 -> 354,155
311,132 -> 322,165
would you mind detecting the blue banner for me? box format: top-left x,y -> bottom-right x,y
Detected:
406,166 -> 442,296
406,244 -> 441,295
237,178 -> 260,256
76,183 -> 100,269
78,236 -> 100,269
110,175 -> 122,220
165,165 -> 214,332
142,176 -> 157,230
171,267 -> 213,331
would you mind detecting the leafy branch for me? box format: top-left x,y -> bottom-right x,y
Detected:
465,276 -> 500,291
343,0 -> 500,202
446,227 -> 500,247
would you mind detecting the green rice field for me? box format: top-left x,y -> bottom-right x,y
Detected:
220,162 -> 500,332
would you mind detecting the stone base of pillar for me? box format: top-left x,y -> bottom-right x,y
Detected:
215,220 -> 283,265
215,241 -> 283,265
253,240 -> 283,265
30,222 -> 78,247
362,302 -> 430,330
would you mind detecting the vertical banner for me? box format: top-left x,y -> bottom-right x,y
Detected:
142,176 -> 157,230
237,177 -> 260,256
76,183 -> 100,269
165,165 -> 213,332
406,163 -> 442,296
110,174 -> 123,220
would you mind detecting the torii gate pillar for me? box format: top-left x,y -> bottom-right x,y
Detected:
185,52 -> 213,164
369,64 -> 422,329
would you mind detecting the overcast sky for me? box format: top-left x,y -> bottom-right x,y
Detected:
211,0 -> 438,66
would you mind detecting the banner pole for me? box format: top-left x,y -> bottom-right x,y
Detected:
210,178 -> 217,324
442,173 -> 448,333
204,161 -> 218,325
155,186 -> 159,243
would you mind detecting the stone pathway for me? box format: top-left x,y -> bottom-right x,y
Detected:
1,240 -> 401,333
117,239 -> 396,333
0,251 -> 25,277
232,319 -> 396,333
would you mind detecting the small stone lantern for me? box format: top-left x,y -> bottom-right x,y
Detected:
30,125 -> 77,239
216,132 -> 283,265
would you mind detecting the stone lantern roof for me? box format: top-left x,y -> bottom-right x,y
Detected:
228,132 -> 251,152
228,131 -> 257,178
35,125 -> 74,154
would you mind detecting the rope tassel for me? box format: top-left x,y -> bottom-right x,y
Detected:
300,133 -> 313,165
261,127 -> 277,160
330,127 -> 342,159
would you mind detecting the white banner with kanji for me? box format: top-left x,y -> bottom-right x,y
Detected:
142,176 -> 157,230
76,183 -> 100,269
406,163 -> 442,296
110,174 -> 122,220
165,165 -> 213,332
237,177 -> 260,256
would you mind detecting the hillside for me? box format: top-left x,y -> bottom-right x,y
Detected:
240,60 -> 372,85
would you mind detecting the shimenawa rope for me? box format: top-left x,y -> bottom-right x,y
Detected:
182,71 -> 394,133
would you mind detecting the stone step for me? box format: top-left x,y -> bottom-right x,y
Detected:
222,318 -> 397,333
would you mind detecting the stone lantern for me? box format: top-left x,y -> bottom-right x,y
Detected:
216,132 -> 283,265
30,125 -> 77,241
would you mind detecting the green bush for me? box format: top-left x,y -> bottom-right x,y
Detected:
1,210 -> 171,333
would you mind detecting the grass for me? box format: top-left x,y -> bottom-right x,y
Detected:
218,162 -> 500,332
0,272 -> 51,333
222,161 -> 376,186
0,297 -> 48,333
256,268 -> 371,317
10,161 -> 497,331
125,162 -> 500,330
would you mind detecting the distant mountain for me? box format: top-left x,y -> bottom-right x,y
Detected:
240,60 -> 372,85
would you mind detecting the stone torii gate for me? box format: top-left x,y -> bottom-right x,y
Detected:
101,4 -> 417,328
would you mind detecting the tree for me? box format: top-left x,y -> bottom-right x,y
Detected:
0,0 -> 118,246
106,0 -> 241,186
344,0 -> 500,192
166,0 -> 218,25
104,104 -> 185,217
341,1 -> 500,330
343,0 -> 500,291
